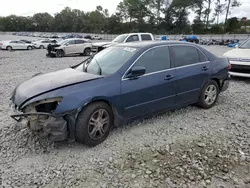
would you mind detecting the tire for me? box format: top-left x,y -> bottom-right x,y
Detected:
75,102 -> 113,147
39,45 -> 45,49
84,48 -> 91,56
6,46 -> 12,51
27,46 -> 33,50
56,50 -> 65,58
198,80 -> 219,109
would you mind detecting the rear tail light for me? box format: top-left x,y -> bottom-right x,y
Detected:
228,60 -> 232,70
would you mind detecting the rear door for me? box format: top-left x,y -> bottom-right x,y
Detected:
121,46 -> 176,118
170,45 -> 211,105
75,40 -> 86,53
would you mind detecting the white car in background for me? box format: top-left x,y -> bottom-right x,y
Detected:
92,35 -> 102,40
47,38 -> 92,57
32,39 -> 57,49
224,38 -> 250,78
0,40 -> 33,51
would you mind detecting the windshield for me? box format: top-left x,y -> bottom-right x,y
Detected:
75,46 -> 138,75
112,34 -> 128,43
239,39 -> 250,49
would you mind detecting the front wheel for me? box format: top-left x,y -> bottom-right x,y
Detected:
75,102 -> 113,147
39,45 -> 45,49
198,80 -> 219,109
56,50 -> 65,58
27,46 -> 33,50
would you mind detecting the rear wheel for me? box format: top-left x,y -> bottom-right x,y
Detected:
198,80 -> 219,109
56,50 -> 65,58
75,102 -> 113,147
84,48 -> 91,56
6,46 -> 12,51
39,45 -> 45,49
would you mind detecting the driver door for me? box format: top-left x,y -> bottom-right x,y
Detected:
64,40 -> 76,54
121,46 -> 177,118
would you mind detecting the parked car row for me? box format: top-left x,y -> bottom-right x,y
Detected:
0,39 -> 58,50
199,39 -> 240,47
12,32 -> 103,40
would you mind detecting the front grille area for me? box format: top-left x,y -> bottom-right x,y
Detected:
230,64 -> 250,74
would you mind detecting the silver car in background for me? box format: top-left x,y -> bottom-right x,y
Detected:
0,40 -> 34,51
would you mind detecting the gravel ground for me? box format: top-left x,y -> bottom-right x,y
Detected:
0,35 -> 250,188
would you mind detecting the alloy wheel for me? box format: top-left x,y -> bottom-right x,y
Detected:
88,109 -> 109,140
204,85 -> 217,105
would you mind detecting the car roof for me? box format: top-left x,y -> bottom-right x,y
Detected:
116,41 -> 194,48
116,41 -> 219,61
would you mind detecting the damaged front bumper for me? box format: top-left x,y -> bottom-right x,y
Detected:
10,104 -> 74,142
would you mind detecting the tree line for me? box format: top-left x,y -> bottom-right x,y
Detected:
0,0 -> 248,34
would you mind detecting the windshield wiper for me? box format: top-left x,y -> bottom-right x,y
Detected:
95,59 -> 102,75
70,56 -> 92,69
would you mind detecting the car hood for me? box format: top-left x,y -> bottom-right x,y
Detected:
224,48 -> 250,59
12,68 -> 103,107
92,41 -> 117,47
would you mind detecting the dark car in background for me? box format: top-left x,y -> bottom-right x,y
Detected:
10,41 -> 230,146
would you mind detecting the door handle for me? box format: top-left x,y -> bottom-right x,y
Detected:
165,75 -> 174,80
202,66 -> 209,71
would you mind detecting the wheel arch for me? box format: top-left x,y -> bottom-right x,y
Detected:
81,98 -> 123,127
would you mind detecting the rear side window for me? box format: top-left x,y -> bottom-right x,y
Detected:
126,35 -> 139,42
171,46 -> 199,67
198,50 -> 209,62
141,34 -> 152,41
10,41 -> 18,43
75,40 -> 85,44
42,41 -> 50,43
133,46 -> 170,74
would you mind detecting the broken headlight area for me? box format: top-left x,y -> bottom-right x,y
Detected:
11,97 -> 68,142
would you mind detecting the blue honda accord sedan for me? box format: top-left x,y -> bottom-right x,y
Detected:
10,41 -> 230,146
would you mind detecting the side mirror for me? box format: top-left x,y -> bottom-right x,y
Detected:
65,43 -> 69,46
127,66 -> 146,79
235,44 -> 239,48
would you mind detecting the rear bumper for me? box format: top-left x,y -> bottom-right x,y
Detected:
220,75 -> 230,92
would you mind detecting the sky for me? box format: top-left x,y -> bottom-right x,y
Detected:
0,0 -> 250,22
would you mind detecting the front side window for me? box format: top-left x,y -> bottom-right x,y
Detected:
126,35 -> 139,42
171,46 -> 200,67
133,46 -> 171,74
112,34 -> 128,43
66,40 -> 75,45
42,41 -> 50,43
76,46 -> 138,75
10,41 -> 18,43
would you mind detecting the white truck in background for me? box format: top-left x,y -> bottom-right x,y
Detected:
91,33 -> 154,53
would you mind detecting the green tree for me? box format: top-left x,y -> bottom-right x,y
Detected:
224,0 -> 241,30
32,13 -> 53,32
